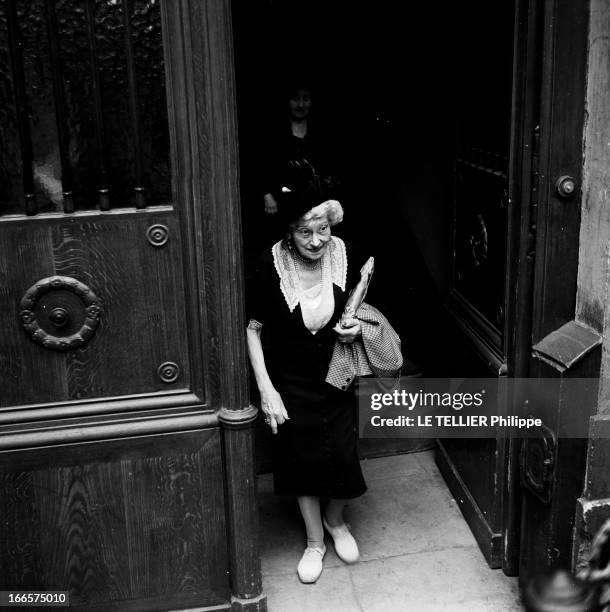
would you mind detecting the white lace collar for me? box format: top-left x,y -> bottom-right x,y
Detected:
272,236 -> 347,312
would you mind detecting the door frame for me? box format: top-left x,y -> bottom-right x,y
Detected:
162,0 -> 264,606
499,0 -> 545,575
501,0 -> 593,580
517,0 -> 602,585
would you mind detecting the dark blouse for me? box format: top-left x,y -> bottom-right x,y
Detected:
260,122 -> 339,200
248,239 -> 368,499
248,240 -> 361,384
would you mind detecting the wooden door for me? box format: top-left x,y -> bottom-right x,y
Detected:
435,0 -> 535,575
437,0 -> 593,580
517,0 -> 595,584
0,2 -> 262,610
0,0 -> 196,415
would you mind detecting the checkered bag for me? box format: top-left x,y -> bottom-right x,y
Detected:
326,302 -> 403,390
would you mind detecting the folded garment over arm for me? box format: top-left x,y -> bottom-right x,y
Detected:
326,302 -> 403,390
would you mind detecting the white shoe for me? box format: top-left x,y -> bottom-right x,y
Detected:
297,545 -> 326,583
323,517 -> 360,564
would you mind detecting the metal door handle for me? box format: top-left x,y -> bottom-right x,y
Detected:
555,175 -> 577,198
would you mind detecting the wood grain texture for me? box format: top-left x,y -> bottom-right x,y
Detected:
0,472 -> 42,588
50,212 -> 190,401
222,424 -> 262,600
0,209 -> 192,409
0,391 -> 204,426
0,411 -> 217,452
0,223 -> 67,407
1,2 -> 259,610
519,344 -> 601,584
0,430 -> 229,609
442,437 -> 498,520
436,322 -> 507,570
161,3 -> 263,604
436,440 -> 503,569
121,434 -> 227,601
160,0 -> 208,407
500,0 -> 545,574
516,0 -> 592,586
530,0 -> 589,343
34,461 -> 130,602
162,0 -> 249,412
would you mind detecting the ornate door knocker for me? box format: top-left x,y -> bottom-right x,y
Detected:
19,276 -> 102,351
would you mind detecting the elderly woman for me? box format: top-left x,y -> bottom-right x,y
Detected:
246,176 -> 366,583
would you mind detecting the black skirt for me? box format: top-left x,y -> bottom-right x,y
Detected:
248,241 -> 367,499
272,373 -> 367,499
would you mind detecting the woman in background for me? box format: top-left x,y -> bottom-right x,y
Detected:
260,83 -> 340,240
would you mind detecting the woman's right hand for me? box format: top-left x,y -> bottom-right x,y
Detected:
263,193 -> 278,215
260,386 -> 289,434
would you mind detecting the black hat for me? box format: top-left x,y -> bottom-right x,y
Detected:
276,159 -> 328,227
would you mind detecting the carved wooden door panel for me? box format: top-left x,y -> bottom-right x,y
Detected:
0,4 -> 245,608
435,0 -> 528,574
0,1 -> 200,413
437,0 -> 589,578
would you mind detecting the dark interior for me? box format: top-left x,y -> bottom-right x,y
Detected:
232,0 -> 513,379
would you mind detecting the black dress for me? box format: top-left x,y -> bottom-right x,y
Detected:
248,238 -> 367,499
260,122 -> 339,201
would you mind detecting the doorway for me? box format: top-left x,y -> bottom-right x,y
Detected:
232,0 -> 520,574
232,0 -> 515,375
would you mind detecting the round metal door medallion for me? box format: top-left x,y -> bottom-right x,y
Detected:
19,276 -> 102,351
146,224 -> 170,247
158,361 -> 180,383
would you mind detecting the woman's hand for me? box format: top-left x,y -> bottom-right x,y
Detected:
246,327 -> 287,434
333,317 -> 362,344
260,385 -> 289,434
264,193 -> 278,215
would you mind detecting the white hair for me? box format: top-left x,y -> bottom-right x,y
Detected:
298,200 -> 344,227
